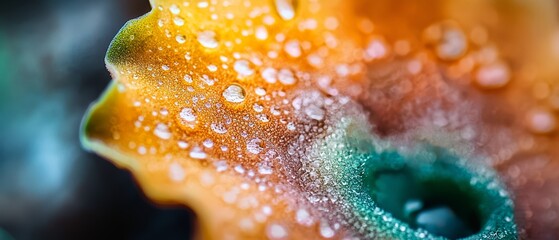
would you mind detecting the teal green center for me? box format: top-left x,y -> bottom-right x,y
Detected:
316,119 -> 517,239
362,148 -> 509,239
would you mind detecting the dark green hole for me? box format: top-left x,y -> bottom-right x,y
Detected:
356,147 -> 515,239
371,168 -> 483,239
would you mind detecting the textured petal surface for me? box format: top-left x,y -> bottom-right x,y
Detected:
82,0 -> 559,239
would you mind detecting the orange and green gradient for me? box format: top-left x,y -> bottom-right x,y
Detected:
82,0 -> 559,239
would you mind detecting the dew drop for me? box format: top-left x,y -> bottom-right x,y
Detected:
257,114 -> 270,123
197,1 -> 209,8
203,139 -> 214,148
247,138 -> 264,154
189,147 -> 207,159
176,35 -> 186,44
287,122 -> 296,131
475,62 -> 510,89
211,123 -> 228,134
364,39 -> 388,61
207,64 -> 218,72
253,103 -> 264,113
234,60 -> 255,77
261,67 -> 278,83
197,30 -> 219,49
320,223 -> 335,238
296,209 -> 313,226
267,223 -> 288,239
223,84 -> 246,103
304,105 -> 325,121
258,165 -> 273,175
169,162 -> 185,182
278,68 -> 296,85
255,87 -> 267,96
425,23 -> 468,61
255,26 -> 269,40
183,74 -> 193,83
180,108 -> 196,122
173,17 -> 185,26
154,123 -> 172,140
526,109 -> 556,134
214,161 -> 228,172
284,39 -> 302,58
232,167 -> 248,178
306,54 -> 323,68
274,0 -> 296,21
437,28 -> 467,60
169,4 -> 181,15
178,141 -> 189,149
137,146 -> 147,155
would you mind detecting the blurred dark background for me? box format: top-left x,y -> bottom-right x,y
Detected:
0,1 -> 196,239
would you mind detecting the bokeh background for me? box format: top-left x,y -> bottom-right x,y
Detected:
0,1 -> 196,239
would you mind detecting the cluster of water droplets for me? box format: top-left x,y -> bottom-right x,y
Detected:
101,0 -> 556,238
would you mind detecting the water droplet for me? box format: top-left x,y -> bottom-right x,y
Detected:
253,103 -> 264,112
176,35 -> 186,44
201,75 -> 215,85
274,0 -> 296,21
189,147 -> 207,159
284,39 -> 302,58
162,65 -> 170,71
425,23 -> 468,60
407,60 -> 423,75
203,139 -> 214,148
197,30 -> 219,49
278,68 -> 296,85
257,114 -> 270,123
287,122 -> 296,131
169,4 -> 181,15
214,161 -> 228,172
247,138 -> 264,154
526,109 -> 556,134
211,123 -> 228,134
320,223 -> 335,238
267,223 -> 288,239
234,165 -> 245,174
475,62 -> 510,89
173,17 -> 185,26
306,54 -> 323,68
169,162 -> 185,182
223,84 -> 246,103
258,165 -> 273,175
197,1 -> 209,8
138,146 -> 147,155
364,39 -> 388,61
183,74 -> 193,83
180,108 -> 196,122
255,87 -> 267,96
261,67 -> 278,83
255,26 -> 269,41
207,64 -> 218,72
178,141 -> 189,149
154,123 -> 172,140
304,105 -> 325,121
296,209 -> 313,226
233,60 -> 254,77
